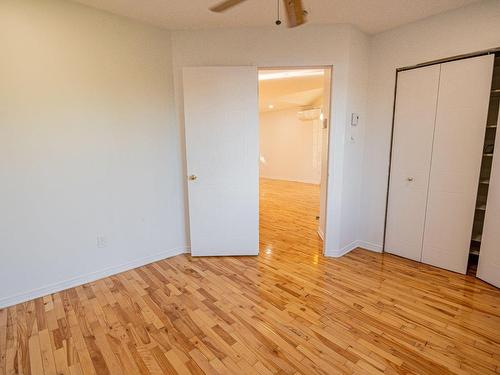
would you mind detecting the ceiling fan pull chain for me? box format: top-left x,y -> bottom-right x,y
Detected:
276,0 -> 282,25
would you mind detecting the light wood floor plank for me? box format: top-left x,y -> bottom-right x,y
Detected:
1,178 -> 499,374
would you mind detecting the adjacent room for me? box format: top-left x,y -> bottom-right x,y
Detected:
258,68 -> 331,257
1,0 -> 500,374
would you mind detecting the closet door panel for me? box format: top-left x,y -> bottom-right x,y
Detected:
477,110 -> 500,287
421,55 -> 494,274
385,65 -> 440,261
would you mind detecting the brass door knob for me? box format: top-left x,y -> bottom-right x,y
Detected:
188,175 -> 197,181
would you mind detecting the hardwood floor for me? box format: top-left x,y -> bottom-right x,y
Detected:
1,178 -> 500,374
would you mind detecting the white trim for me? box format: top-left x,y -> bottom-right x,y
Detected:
317,228 -> 324,240
0,247 -> 189,309
324,240 -> 384,258
190,249 -> 258,257
357,241 -> 383,253
324,240 -> 359,258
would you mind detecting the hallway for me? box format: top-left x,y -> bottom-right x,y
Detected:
259,178 -> 323,259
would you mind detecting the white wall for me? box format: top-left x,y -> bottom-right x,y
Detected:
172,24 -> 369,256
8,0 -> 496,308
0,0 -> 186,307
360,0 -> 500,252
337,28 -> 370,253
260,108 -> 322,184
0,1 -> 370,307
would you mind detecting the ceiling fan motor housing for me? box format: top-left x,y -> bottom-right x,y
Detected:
210,0 -> 307,28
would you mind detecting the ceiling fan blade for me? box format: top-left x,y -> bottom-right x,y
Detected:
210,0 -> 249,12
283,0 -> 306,28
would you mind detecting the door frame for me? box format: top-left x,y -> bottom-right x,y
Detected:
257,65 -> 334,256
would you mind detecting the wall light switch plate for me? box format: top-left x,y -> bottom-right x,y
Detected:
351,113 -> 359,126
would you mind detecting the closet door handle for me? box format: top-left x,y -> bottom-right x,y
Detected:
407,177 -> 414,182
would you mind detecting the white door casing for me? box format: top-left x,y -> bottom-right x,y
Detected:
319,68 -> 332,243
183,66 -> 259,256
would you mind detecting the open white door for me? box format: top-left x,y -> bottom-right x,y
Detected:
183,66 -> 259,256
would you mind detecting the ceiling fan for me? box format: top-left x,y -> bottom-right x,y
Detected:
210,0 -> 307,28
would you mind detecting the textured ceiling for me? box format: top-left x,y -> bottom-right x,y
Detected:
70,0 -> 480,34
259,70 -> 325,112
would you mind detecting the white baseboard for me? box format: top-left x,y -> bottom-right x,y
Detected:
324,240 -> 359,258
357,241 -> 383,253
0,246 -> 189,309
324,240 -> 383,258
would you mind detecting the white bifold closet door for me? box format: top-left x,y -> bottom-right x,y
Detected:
421,55 -> 494,274
386,54 -> 494,274
385,65 -> 441,261
477,110 -> 500,287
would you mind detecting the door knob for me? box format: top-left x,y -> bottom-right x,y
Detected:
407,177 -> 414,182
188,175 -> 197,181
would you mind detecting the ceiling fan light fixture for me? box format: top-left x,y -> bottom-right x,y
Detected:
209,0 -> 307,28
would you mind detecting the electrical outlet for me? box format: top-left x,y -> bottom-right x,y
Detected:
96,235 -> 107,248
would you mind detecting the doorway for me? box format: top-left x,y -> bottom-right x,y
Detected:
258,67 -> 332,257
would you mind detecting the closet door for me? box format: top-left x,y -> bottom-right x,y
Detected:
477,110 -> 500,287
421,55 -> 494,274
385,65 -> 440,261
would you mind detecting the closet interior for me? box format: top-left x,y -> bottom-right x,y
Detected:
469,53 -> 500,275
